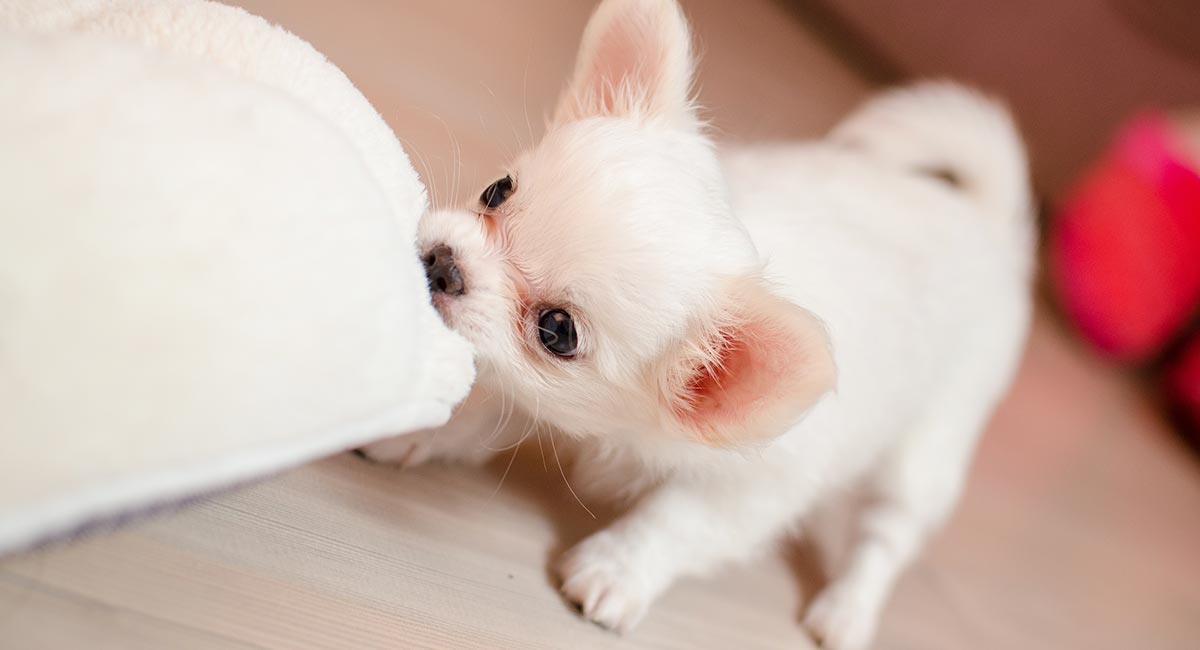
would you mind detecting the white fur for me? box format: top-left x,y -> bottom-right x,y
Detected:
0,0 -> 474,554
363,1 -> 1033,647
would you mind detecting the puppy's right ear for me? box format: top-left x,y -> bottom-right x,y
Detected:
553,0 -> 696,125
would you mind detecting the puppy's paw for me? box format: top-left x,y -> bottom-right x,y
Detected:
803,583 -> 880,650
557,530 -> 659,634
355,426 -> 500,469
354,434 -> 437,468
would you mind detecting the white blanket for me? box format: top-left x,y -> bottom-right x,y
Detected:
0,0 -> 474,554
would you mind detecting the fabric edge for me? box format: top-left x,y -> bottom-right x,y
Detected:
0,398 -> 453,557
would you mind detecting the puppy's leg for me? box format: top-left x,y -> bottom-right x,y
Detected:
355,383 -> 530,468
558,471 -> 810,633
803,411 -> 985,650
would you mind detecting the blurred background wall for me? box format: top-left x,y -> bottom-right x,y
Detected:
791,0 -> 1200,197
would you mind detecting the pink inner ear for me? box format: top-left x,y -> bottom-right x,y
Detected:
674,320 -> 807,446
582,14 -> 663,115
664,281 -> 836,448
554,0 -> 701,125
683,327 -> 754,420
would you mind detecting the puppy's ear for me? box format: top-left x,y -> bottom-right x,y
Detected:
659,277 -> 836,447
554,0 -> 695,124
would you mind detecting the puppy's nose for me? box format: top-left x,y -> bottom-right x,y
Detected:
423,244 -> 465,296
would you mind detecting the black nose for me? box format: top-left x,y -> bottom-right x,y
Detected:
423,244 -> 465,296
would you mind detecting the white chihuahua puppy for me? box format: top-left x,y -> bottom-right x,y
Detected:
362,0 -> 1033,647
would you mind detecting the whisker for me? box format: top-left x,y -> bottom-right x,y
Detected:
488,389 -> 539,453
482,378 -> 511,449
477,82 -> 516,161
551,433 -> 596,519
535,423 -> 548,472
491,440 -> 522,498
487,423 -> 529,452
396,132 -> 440,211
481,79 -> 527,160
521,53 -> 535,147
497,375 -> 516,443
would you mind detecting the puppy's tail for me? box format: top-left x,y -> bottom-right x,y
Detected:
831,81 -> 1032,226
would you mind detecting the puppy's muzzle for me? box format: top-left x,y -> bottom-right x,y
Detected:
423,244 -> 465,296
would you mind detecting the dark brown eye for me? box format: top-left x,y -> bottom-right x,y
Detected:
538,309 -> 577,357
481,175 -> 514,209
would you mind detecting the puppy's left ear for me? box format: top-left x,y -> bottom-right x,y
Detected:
659,277 -> 836,447
554,0 -> 695,124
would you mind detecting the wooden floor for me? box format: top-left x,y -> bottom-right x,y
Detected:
4,1 -> 1200,648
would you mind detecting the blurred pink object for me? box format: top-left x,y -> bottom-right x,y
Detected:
1050,113 -> 1200,362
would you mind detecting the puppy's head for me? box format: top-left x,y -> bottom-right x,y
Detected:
421,0 -> 834,447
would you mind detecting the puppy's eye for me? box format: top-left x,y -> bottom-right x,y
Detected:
538,309 -> 578,357
480,175 -> 514,209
